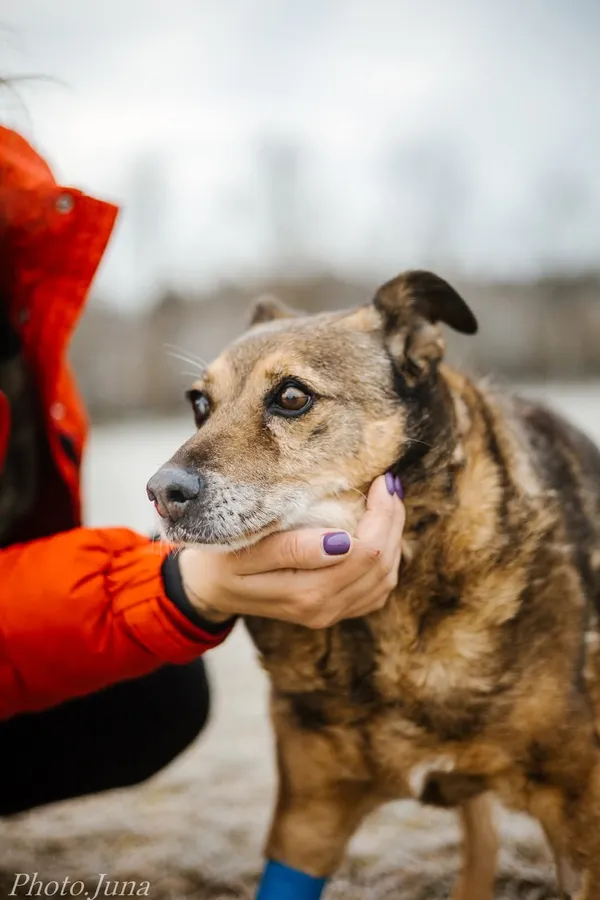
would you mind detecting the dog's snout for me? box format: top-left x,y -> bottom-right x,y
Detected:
146,467 -> 203,521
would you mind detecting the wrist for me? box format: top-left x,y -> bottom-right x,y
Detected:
177,548 -> 236,625
161,552 -> 235,633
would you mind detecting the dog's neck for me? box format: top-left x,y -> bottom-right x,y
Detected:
391,365 -> 469,532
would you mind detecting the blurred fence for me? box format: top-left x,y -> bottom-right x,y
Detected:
70,271 -> 600,420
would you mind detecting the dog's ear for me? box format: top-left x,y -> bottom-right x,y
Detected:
374,270 -> 477,335
249,294 -> 297,327
373,270 -> 477,379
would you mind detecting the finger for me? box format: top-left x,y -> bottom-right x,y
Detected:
355,474 -> 405,545
378,492 -> 406,567
327,475 -> 404,594
333,561 -> 392,616
347,544 -> 402,618
242,479 -> 404,595
237,535 -> 403,626
321,527 -> 404,624
233,528 -> 353,575
230,535 -> 381,609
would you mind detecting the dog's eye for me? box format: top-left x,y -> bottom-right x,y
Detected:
186,389 -> 211,428
270,381 -> 313,418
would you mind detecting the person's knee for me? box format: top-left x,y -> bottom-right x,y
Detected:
169,657 -> 212,745
124,658 -> 212,784
0,659 -> 214,812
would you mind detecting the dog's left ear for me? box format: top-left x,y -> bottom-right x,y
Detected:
249,294 -> 297,327
373,270 -> 477,377
374,270 -> 477,335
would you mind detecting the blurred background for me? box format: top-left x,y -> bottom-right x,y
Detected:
3,0 -> 600,420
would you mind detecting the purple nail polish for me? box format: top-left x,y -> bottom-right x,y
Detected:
385,471 -> 395,496
395,475 -> 404,500
323,532 -> 351,555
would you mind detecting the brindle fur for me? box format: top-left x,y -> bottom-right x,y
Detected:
157,271 -> 600,899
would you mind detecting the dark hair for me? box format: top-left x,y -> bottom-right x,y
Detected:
0,73 -> 59,110
0,74 -> 48,134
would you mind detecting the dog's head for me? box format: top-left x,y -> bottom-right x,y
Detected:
147,271 -> 477,549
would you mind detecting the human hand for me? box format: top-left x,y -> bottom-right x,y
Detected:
177,473 -> 405,629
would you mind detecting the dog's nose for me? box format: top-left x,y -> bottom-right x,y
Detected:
146,467 -> 202,521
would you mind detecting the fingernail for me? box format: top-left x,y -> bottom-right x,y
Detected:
385,471 -> 395,496
323,532 -> 351,555
394,475 -> 404,500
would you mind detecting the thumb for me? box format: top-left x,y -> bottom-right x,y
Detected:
235,528 -> 353,575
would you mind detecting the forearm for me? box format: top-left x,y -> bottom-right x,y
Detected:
0,528 -> 234,720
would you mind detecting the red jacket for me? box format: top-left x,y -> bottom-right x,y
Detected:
0,127 -> 231,721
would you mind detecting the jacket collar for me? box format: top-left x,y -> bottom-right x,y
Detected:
0,126 -> 118,387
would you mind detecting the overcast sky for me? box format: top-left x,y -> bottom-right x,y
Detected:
3,0 -> 600,306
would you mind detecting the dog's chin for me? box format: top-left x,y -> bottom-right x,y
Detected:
160,494 -> 365,552
188,525 -> 282,553
161,519 -> 281,552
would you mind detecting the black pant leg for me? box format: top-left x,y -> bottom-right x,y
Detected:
0,658 -> 211,816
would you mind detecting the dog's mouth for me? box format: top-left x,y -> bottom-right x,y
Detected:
151,497 -> 169,520
162,513 -> 284,551
149,470 -> 360,551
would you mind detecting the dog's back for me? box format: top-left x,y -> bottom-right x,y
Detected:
515,396 -> 600,615
512,396 -> 600,732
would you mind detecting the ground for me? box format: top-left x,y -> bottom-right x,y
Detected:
3,383 -> 599,900
0,628 -> 558,899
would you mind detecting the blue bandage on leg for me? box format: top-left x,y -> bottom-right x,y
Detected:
256,860 -> 328,900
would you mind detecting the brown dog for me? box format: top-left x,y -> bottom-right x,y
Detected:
149,271 -> 600,899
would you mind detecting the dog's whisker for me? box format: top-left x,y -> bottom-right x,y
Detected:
163,343 -> 209,367
165,352 -> 206,375
179,370 -> 208,379
406,438 -> 433,450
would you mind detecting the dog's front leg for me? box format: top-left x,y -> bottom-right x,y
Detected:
452,794 -> 498,900
256,725 -> 377,898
